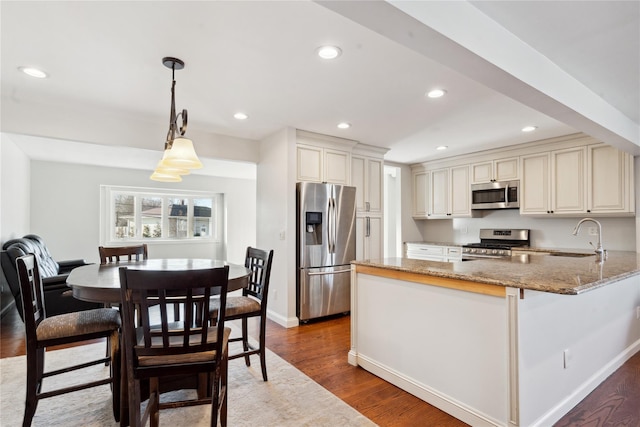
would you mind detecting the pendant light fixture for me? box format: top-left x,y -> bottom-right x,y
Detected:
150,57 -> 202,182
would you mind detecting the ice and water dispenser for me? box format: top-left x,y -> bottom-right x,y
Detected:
305,211 -> 322,245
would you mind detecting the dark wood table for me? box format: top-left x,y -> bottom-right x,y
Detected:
67,258 -> 250,426
68,258 -> 250,303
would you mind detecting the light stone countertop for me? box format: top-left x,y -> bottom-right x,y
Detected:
352,250 -> 640,295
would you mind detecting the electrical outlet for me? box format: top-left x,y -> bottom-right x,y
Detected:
588,227 -> 598,236
636,306 -> 640,320
273,290 -> 278,301
563,349 -> 571,369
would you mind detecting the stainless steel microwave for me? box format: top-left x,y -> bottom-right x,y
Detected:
471,180 -> 520,210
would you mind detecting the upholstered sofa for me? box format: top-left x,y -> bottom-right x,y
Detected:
1,234 -> 100,320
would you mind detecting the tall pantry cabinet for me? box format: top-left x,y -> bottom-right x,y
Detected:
295,130 -> 387,261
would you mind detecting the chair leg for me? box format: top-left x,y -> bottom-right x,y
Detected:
109,331 -> 121,422
241,317 -> 251,367
220,354 -> 228,427
149,378 -> 160,427
258,318 -> 268,382
211,366 -> 220,427
22,349 -> 41,427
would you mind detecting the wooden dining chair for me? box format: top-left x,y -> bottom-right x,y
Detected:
16,253 -> 121,427
99,244 -> 148,264
119,265 -> 231,427
209,247 -> 273,381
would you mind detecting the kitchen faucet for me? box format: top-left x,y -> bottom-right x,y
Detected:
572,217 -> 606,260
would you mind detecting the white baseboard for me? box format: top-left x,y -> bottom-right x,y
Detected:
530,339 -> 640,427
266,308 -> 299,328
355,352 -> 502,427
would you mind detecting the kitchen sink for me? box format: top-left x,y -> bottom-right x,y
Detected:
548,252 -> 593,258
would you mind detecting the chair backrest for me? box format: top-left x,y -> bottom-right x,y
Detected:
99,244 -> 148,264
119,266 -> 229,367
244,247 -> 274,305
15,254 -> 47,340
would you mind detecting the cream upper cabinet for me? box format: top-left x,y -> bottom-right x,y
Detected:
351,155 -> 383,214
471,157 -> 519,184
520,152 -> 551,215
429,165 -> 471,218
588,144 -> 635,214
552,146 -> 587,214
412,170 -> 430,218
296,143 -> 350,184
521,147 -> 588,216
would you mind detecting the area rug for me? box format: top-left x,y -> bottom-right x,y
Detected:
0,341 -> 376,426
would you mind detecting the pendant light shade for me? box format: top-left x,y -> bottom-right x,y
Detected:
151,57 -> 201,182
150,170 -> 182,182
160,137 -> 203,169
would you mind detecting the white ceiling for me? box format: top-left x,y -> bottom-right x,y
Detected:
1,1 -> 638,168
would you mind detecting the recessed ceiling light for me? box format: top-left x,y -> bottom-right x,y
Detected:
233,112 -> 248,120
317,46 -> 342,60
19,66 -> 48,79
522,126 -> 538,132
427,89 -> 446,98
337,122 -> 351,129
436,145 -> 448,150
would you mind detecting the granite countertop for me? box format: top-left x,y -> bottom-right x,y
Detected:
352,250 -> 640,295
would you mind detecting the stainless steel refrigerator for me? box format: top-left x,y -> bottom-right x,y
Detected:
296,182 -> 356,322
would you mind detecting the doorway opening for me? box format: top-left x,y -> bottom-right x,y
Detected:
384,165 -> 402,258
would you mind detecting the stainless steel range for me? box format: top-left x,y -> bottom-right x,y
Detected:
462,229 -> 530,259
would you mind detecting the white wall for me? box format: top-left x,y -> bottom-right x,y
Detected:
23,160 -> 256,265
0,135 -> 31,242
256,127 -> 298,327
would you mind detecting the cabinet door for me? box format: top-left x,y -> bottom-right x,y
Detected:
450,165 -> 471,216
520,153 -> 550,215
412,171 -> 430,218
355,215 -> 383,260
367,158 -> 383,214
494,157 -> 519,181
366,216 -> 383,260
552,147 -> 587,214
351,156 -> 384,214
351,156 -> 366,212
471,162 -> 493,184
589,144 -> 630,213
430,168 -> 449,217
297,144 -> 323,182
324,149 -> 350,185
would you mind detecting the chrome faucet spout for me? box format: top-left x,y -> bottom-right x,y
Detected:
572,217 -> 605,259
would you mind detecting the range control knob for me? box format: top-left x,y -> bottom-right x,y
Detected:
491,249 -> 498,255
480,249 -> 487,254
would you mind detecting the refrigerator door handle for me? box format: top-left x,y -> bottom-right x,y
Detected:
307,269 -> 351,276
328,197 -> 336,253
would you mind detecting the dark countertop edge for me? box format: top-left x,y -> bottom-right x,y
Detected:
351,258 -> 640,296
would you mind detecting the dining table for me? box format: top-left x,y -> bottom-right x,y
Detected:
66,258 -> 251,426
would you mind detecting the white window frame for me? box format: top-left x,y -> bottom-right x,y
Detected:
100,185 -> 224,245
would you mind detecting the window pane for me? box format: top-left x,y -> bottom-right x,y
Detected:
168,198 -> 189,238
193,198 -> 213,237
141,197 -> 162,238
114,194 -> 135,238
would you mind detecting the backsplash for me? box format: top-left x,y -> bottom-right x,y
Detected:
416,209 -> 636,251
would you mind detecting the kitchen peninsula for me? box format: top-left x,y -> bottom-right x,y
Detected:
349,251 -> 640,427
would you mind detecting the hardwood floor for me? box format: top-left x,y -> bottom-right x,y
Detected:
2,306 -> 639,426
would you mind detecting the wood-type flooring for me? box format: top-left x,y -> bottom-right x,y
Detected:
1,306 -> 639,426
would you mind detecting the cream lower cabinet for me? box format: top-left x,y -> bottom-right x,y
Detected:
429,165 -> 471,218
355,215 -> 382,260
